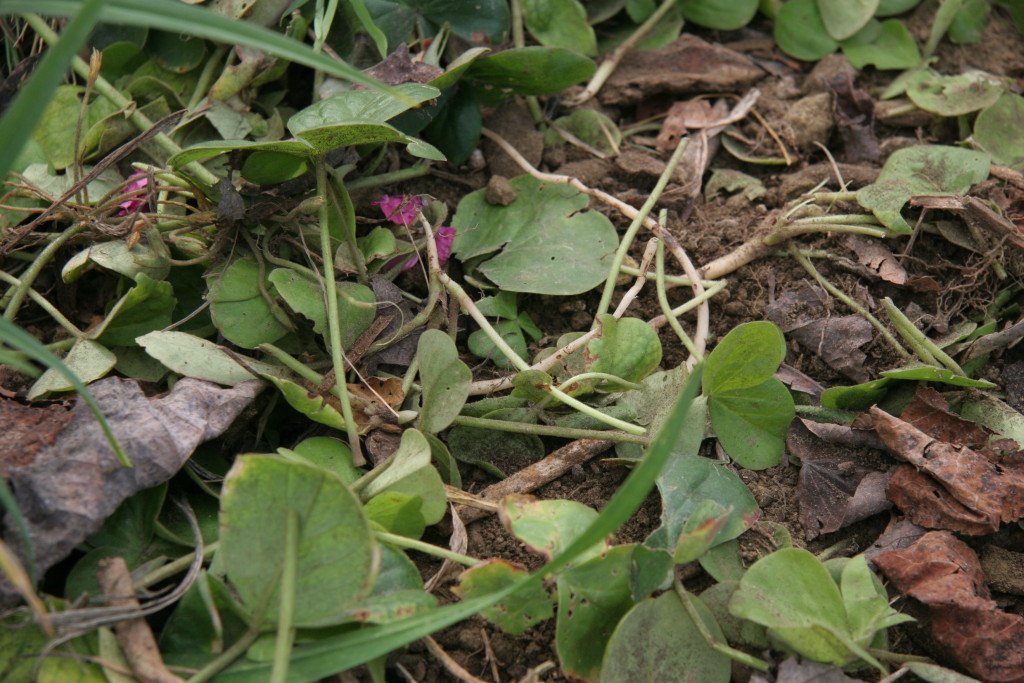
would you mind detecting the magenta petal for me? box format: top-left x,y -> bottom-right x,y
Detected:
435,226 -> 456,266
373,194 -> 427,225
117,172 -> 149,216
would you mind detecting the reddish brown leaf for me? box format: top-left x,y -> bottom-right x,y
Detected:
900,386 -> 991,447
0,399 -> 73,472
887,464 -> 998,535
870,407 -> 1024,531
875,531 -> 1024,683
845,235 -> 907,285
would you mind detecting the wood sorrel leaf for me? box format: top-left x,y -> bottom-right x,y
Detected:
416,330 -> 472,434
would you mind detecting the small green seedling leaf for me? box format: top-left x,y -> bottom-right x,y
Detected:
28,340 -> 116,399
137,330 -> 287,385
240,150 -> 308,185
417,330 -> 472,433
63,236 -> 170,283
586,314 -> 662,389
545,109 -> 622,155
821,377 -> 892,411
857,145 -> 991,234
360,429 -> 446,525
841,19 -> 920,70
973,93 -> 1024,169
263,374 -> 345,429
774,0 -> 838,60
601,590 -> 731,683
628,544 -> 674,601
267,268 -> 375,347
219,454 -> 377,626
703,321 -> 786,395
906,70 -> 1006,116
466,46 -> 596,95
556,545 -> 636,681
679,0 -> 758,29
881,363 -> 997,387
709,378 -> 795,470
499,495 -> 608,564
817,0 -> 879,40
454,560 -> 554,635
208,258 -> 290,349
92,274 -> 176,347
288,437 -> 361,485
365,492 -> 426,539
522,0 -> 597,56
452,175 -> 618,295
672,501 -> 733,564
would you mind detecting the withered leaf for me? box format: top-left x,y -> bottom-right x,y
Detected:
900,386 -> 991,448
875,531 -> 1024,683
887,464 -> 998,535
788,420 -> 891,539
828,73 -> 879,164
870,407 -> 1024,532
845,235 -> 906,286
0,377 -> 259,607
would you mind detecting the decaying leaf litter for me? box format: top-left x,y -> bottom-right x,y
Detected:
2,1 -> 1024,681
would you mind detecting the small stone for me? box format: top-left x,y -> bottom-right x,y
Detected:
485,175 -> 517,206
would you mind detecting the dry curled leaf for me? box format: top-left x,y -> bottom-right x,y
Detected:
875,531 -> 1024,683
0,377 -> 259,607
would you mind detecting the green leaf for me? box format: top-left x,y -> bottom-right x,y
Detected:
240,151 -> 308,185
709,378 -> 795,470
93,274 -> 176,347
906,70 -> 1006,116
973,93 -> 1024,169
703,321 -> 786,395
63,237 -> 171,283
208,258 -> 290,349
364,0 -> 510,52
468,321 -> 529,369
841,18 -> 920,70
555,545 -> 636,681
263,374 -> 346,429
729,548 -> 858,666
672,502 -> 734,563
875,0 -> 921,14
422,84 -> 481,166
28,340 -> 116,399
219,454 -> 377,626
522,0 -> 597,56
454,560 -> 554,635
446,424 -> 545,478
137,330 -> 287,385
774,0 -> 838,60
587,314 -> 662,388
365,492 -> 426,538
679,0 -> 758,29
266,268 -> 375,347
649,455 -> 759,556
499,496 -> 608,564
466,47 -> 596,96
544,109 -> 622,155
841,555 -> 915,642
416,330 -> 472,433
602,591 -> 731,683
146,28 -> 206,73
857,145 -> 991,234
817,0 -> 879,39
949,0 -> 990,43
360,429 -> 446,525
451,175 -> 618,295
880,363 -> 997,387
168,138 -> 315,167
820,377 -> 892,411
288,437 -> 361,485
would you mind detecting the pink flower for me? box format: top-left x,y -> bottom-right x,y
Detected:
373,194 -> 427,225
117,172 -> 148,216
387,226 -> 457,273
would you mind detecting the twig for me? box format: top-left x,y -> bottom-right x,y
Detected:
423,635 -> 490,683
455,439 -> 614,524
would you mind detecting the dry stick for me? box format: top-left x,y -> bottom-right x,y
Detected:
455,439 -> 614,524
97,557 -> 186,683
422,636 -> 490,683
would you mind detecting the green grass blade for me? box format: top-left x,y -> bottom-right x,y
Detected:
2,0 -> 402,97
212,366 -> 706,682
0,318 -> 130,467
0,0 -> 107,182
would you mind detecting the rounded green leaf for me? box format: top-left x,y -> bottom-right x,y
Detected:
137,330 -> 287,385
680,0 -> 758,29
263,374 -> 346,429
709,377 -> 795,470
774,0 -> 839,60
417,330 -> 472,433
842,19 -> 920,70
446,424 -> 545,478
466,47 -> 596,95
241,151 -> 308,185
454,559 -> 554,635
816,0 -> 879,40
361,429 -> 446,525
587,314 -> 662,387
219,454 -> 378,626
602,591 -> 731,683
522,0 -> 597,56
556,545 -> 636,681
208,258 -> 290,349
974,93 -> 1024,168
168,138 -> 314,168
906,70 -> 1006,116
703,321 -> 786,395
499,495 -> 607,563
267,268 -> 375,348
28,340 -> 116,399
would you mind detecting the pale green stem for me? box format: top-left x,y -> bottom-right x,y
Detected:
438,271 -> 531,372
617,266 -> 720,289
136,542 -> 221,591
316,162 -> 363,462
881,297 -> 965,375
808,191 -> 859,203
547,386 -> 646,435
23,15 -> 220,188
656,240 -> 698,356
766,223 -> 888,245
452,414 -> 651,445
790,246 -> 911,361
344,162 -> 431,190
674,580 -> 770,672
2,223 -> 87,320
186,44 -> 228,111
269,510 -> 299,683
596,137 -> 691,320
792,213 -> 885,226
187,622 -> 264,683
555,372 -> 643,392
375,531 -> 479,567
0,271 -> 83,338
